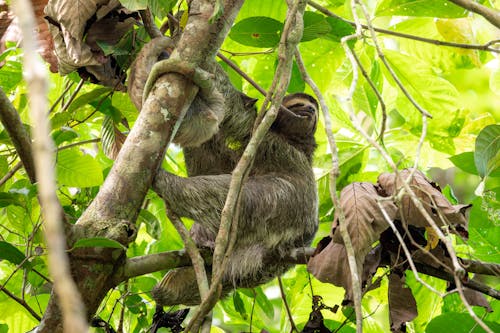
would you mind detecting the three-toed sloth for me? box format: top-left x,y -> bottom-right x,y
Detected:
129,37 -> 319,306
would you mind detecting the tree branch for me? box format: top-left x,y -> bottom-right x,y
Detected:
0,89 -> 36,183
120,247 -> 500,301
0,284 -> 41,321
448,0 -> 500,30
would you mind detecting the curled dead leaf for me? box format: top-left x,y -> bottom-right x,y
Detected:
44,0 -> 137,89
377,169 -> 469,229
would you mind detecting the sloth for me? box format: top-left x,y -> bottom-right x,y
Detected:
151,92 -> 319,306
128,36 -> 319,306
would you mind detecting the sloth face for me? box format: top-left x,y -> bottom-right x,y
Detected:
273,93 -> 318,139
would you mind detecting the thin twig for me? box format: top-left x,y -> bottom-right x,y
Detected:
48,80 -> 75,113
295,47 -> 363,330
278,277 -> 298,332
0,285 -> 41,321
59,79 -> 84,114
165,208 -> 212,330
216,52 -> 267,96
11,0 -> 88,332
0,161 -> 22,187
350,51 -> 387,144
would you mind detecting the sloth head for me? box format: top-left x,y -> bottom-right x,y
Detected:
271,93 -> 318,160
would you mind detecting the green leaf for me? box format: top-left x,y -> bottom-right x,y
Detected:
73,237 -> 126,250
124,294 -> 146,314
442,185 -> 458,205
0,241 -> 27,266
232,291 -> 247,320
0,192 -> 25,208
52,127 -> 78,146
0,323 -> 8,333
302,11 -> 331,42
449,152 -> 478,175
426,313 -> 500,333
376,0 -> 467,18
254,287 -> 274,319
468,197 -> 500,262
56,149 -> 103,187
0,155 -> 8,180
229,17 -> 283,48
0,60 -> 23,93
474,124 -> 500,178
67,87 -> 111,113
138,209 -> 161,239
325,17 -> 355,44
287,60 -> 305,93
119,0 -> 147,10
384,51 -> 460,136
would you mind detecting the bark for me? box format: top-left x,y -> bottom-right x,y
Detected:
37,1 -> 244,331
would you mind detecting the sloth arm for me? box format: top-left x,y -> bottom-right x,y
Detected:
152,169 -> 306,233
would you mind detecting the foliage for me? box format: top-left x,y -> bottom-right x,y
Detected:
0,0 -> 499,332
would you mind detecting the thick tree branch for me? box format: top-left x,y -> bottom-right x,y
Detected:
77,0 -> 244,226
120,247 -> 500,301
448,0 -> 500,30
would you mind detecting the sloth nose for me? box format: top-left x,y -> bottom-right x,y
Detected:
306,106 -> 315,113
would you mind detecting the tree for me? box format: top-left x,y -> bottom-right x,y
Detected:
0,0 -> 498,332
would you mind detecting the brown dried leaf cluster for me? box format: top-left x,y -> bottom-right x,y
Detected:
44,0 -> 137,89
308,169 -> 475,331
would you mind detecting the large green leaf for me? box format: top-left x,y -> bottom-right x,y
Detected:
449,152 -> 478,175
0,192 -> 25,208
302,11 -> 331,42
0,241 -> 27,266
426,313 -> 500,333
474,124 -> 500,179
383,51 -> 461,137
376,0 -> 467,18
119,0 -> 147,10
56,149 -> 103,187
325,17 -> 355,44
0,59 -> 23,93
67,87 -> 111,113
468,197 -> 500,262
229,17 -> 283,48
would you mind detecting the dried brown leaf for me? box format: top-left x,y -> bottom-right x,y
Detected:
331,182 -> 397,258
388,273 -> 418,332
44,0 -> 134,88
0,1 -> 13,40
308,241 -> 350,287
463,285 -> 492,312
378,169 -> 468,229
308,241 -> 383,303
